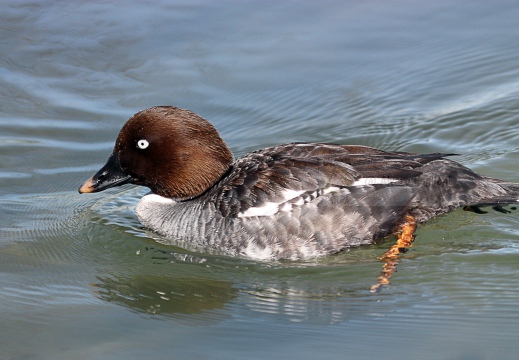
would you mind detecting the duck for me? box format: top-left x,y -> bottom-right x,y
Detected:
79,106 -> 519,260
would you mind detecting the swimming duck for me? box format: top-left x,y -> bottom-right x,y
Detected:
79,106 -> 519,260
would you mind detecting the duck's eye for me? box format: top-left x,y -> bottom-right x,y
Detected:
137,139 -> 149,150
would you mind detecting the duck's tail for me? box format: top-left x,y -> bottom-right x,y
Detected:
410,167 -> 519,222
465,181 -> 519,213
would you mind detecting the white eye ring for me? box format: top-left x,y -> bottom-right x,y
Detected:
137,139 -> 149,150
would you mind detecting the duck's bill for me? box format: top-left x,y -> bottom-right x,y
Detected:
78,153 -> 132,194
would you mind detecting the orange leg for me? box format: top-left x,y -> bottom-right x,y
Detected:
370,215 -> 417,293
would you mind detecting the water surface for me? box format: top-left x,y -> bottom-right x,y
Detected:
2,1 -> 519,359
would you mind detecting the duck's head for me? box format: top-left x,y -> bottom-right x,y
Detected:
79,106 -> 233,199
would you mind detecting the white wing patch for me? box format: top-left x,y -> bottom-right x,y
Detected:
238,189 -> 305,218
282,189 -> 306,200
237,188 -> 344,218
237,179 -> 400,218
351,178 -> 399,186
322,186 -> 341,194
238,202 -> 280,217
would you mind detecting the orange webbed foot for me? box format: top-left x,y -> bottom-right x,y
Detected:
370,215 -> 417,293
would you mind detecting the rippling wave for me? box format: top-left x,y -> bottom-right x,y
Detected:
3,0 -> 519,357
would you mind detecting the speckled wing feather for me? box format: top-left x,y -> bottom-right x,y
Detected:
212,143 -> 451,218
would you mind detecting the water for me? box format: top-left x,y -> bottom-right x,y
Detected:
2,0 -> 519,359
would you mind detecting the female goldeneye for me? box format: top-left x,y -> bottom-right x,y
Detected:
79,106 -> 519,260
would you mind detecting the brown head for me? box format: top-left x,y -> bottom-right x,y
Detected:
79,106 -> 233,199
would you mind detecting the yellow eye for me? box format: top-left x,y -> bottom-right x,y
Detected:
137,139 -> 149,149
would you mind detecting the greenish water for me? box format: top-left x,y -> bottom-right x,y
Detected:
2,1 -> 519,359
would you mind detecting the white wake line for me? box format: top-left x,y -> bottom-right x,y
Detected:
427,81 -> 519,118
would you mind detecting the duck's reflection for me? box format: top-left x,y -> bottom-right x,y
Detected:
93,273 -> 237,321
91,248 -> 385,325
241,286 -> 380,324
